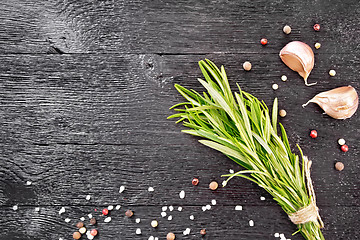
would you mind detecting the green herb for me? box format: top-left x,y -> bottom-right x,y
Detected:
168,59 -> 324,240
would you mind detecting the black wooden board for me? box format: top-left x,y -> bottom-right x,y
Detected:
0,0 -> 359,240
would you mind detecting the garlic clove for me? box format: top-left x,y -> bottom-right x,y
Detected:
302,86 -> 359,119
279,41 -> 316,86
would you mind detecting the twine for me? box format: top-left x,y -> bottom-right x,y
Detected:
288,156 -> 324,228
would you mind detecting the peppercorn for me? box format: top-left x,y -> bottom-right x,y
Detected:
283,25 -> 291,34
79,227 -> 86,234
192,178 -> 199,186
72,232 -> 81,240
200,229 -> 206,236
75,222 -> 84,228
260,38 -> 268,45
313,24 -> 320,31
125,209 -> 133,217
209,181 -> 218,190
90,229 -> 98,236
167,232 -> 176,240
341,144 -> 349,152
279,109 -> 287,117
310,130 -> 317,138
243,61 -> 252,71
335,162 -> 344,171
90,217 -> 97,225
102,208 -> 109,216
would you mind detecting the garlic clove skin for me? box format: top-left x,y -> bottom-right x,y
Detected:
302,86 -> 359,119
279,41 -> 316,86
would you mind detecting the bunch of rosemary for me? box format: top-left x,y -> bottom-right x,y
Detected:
169,59 -> 325,240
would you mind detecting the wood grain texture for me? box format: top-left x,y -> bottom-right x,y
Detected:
1,0 -> 360,239
0,0 -> 360,53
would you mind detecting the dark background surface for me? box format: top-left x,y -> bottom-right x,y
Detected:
0,0 -> 359,239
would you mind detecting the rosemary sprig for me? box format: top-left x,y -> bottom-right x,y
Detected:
169,59 -> 324,240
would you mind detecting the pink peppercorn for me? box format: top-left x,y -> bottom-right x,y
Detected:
102,208 -> 109,215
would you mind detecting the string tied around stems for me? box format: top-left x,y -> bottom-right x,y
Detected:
288,156 -> 324,228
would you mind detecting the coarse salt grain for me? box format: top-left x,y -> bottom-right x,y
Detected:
148,187 -> 154,192
169,206 -> 174,211
26,181 -> 32,185
260,196 -> 265,201
88,214 -> 93,219
59,207 -> 65,215
86,195 -> 91,201
104,217 -> 112,223
87,235 -> 94,240
12,205 -> 18,211
148,237 -> 155,240
211,199 -> 217,205
179,190 -> 185,199
80,217 -> 85,221
162,206 -> 167,212
272,83 -> 279,90
222,180 -> 227,187
249,220 -> 254,227
206,204 -> 211,210
35,207 -> 40,212
167,215 -> 173,221
274,233 -> 280,237
108,205 -> 114,210
155,238 -> 158,240
136,228 -> 142,235
59,238 -> 64,240
229,169 -> 234,174
338,138 -> 346,145
281,75 -> 287,81
115,205 -> 121,210
119,185 -> 125,193
178,206 -> 183,211
280,233 -> 285,239
161,212 -> 167,217
189,215 -> 194,220
202,206 -> 207,211
64,218 -> 71,223
136,218 -> 141,223
235,205 -> 243,211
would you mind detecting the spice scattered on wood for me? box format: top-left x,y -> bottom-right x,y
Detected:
151,220 -> 158,228
108,205 -> 114,210
102,208 -> 109,216
166,232 -> 176,240
177,207 -> 183,211
59,207 -> 66,215
338,138 -> 346,145
161,211 -> 167,217
136,228 -> 142,235
90,229 -> 98,236
136,218 -> 141,223
125,210 -> 133,218
88,214 -> 93,219
76,222 -> 84,228
65,218 -> 71,223
119,185 -> 125,193
148,187 -> 155,192
183,228 -> 191,235
79,227 -> 87,234
310,130 -> 318,139
329,69 -> 336,76
192,178 -> 199,186
200,229 -> 206,236
260,38 -> 268,45
80,217 -> 85,221
272,84 -> 279,90
202,206 -> 207,211
243,61 -> 252,71
34,207 -> 40,212
341,144 -> 349,152
209,181 -> 218,190
283,25 -> 291,34
26,181 -> 32,186
189,215 -> 194,220
281,75 -> 287,81
260,196 -> 266,201
335,162 -> 344,171
313,24 -> 320,31
12,205 -> 18,211
315,42 -> 321,49
235,205 -> 243,211
279,109 -> 287,117
211,199 -> 217,205
90,218 -> 96,225
72,232 -> 81,240
169,206 -> 174,211
162,206 -> 167,212
179,190 -> 185,199
104,217 -> 111,223
167,215 -> 173,221
205,204 -> 211,210
86,195 -> 91,201
249,220 -> 254,227
115,205 -> 121,210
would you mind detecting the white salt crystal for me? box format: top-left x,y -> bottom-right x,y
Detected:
64,218 -> 71,223
179,190 -> 185,199
119,185 -> 125,193
87,235 -> 94,240
235,205 -> 243,211
249,220 -> 254,226
34,207 -> 40,212
86,195 -> 91,201
148,237 -> 154,240
148,187 -> 154,192
202,206 -> 207,211
12,205 -> 18,211
155,238 -> 158,240
136,228 -> 142,235
104,217 -> 112,223
229,169 -> 234,174
211,199 -> 217,205
274,232 -> 280,237
206,204 -> 211,210
136,218 -> 141,223
178,206 -> 183,211
189,215 -> 194,220
115,205 -> 121,210
161,212 -> 167,217
222,180 -> 227,187
59,207 -> 65,215
167,215 -> 173,221
162,206 -> 167,212
108,205 -> 114,210
26,181 -> 32,185
169,205 -> 174,211
80,217 -> 85,221
88,213 -> 93,219
260,196 -> 265,201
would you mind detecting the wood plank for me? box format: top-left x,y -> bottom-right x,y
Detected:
0,0 -> 360,53
1,205 -> 358,239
